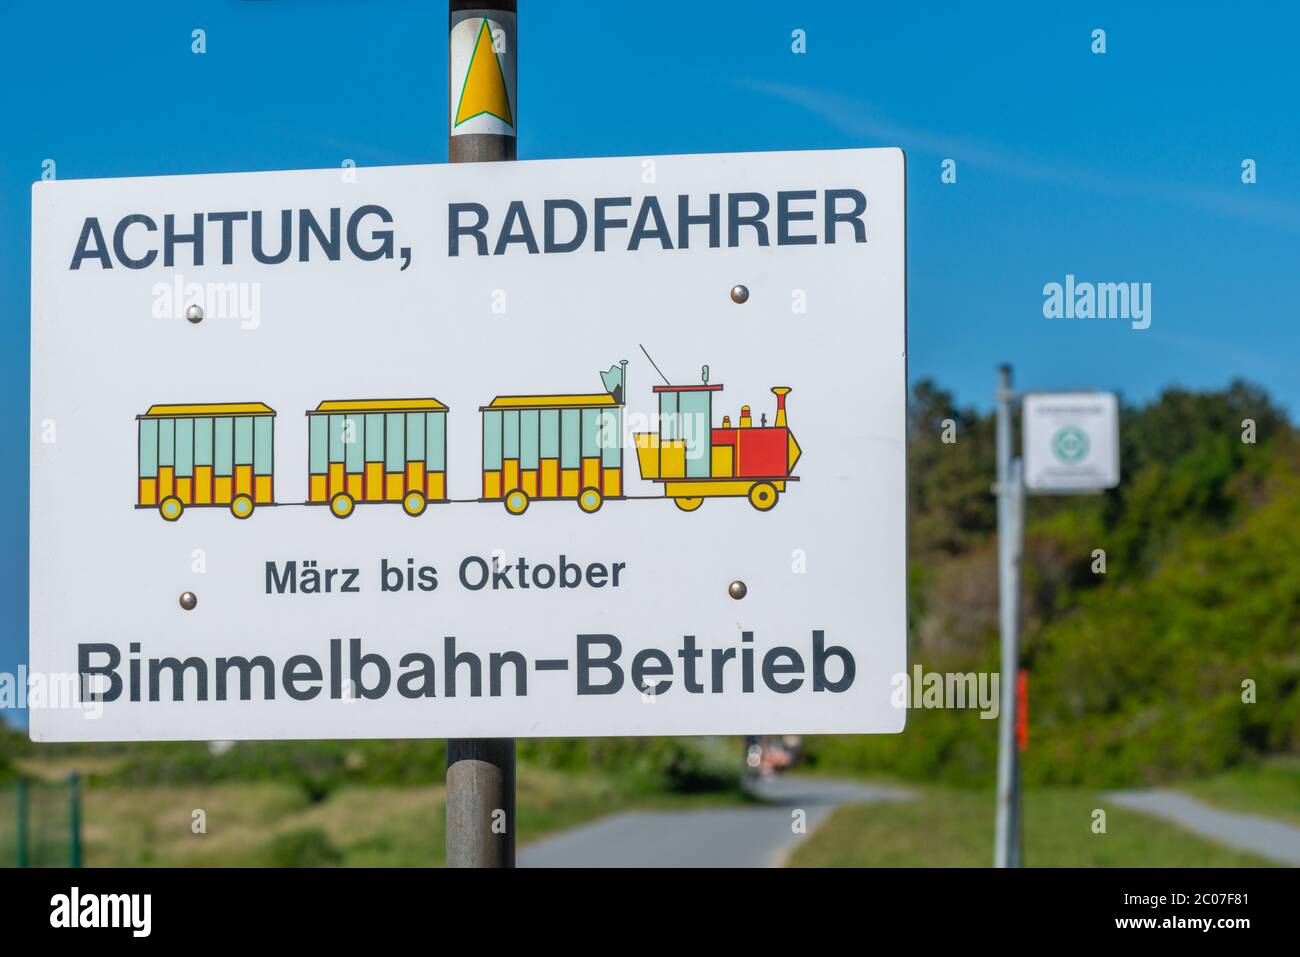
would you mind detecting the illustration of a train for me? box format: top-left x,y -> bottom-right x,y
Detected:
135,359 -> 800,520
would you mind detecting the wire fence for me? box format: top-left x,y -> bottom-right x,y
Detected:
0,775 -> 81,867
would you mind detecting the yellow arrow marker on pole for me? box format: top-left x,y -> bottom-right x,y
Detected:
454,18 -> 513,129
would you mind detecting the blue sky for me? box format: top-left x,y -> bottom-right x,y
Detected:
2,0 -> 1297,706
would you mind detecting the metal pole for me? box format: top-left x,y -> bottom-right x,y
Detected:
994,365 -> 1024,867
449,0 -> 517,164
1007,457 -> 1024,866
16,778 -> 28,868
446,0 -> 517,869
68,772 -> 82,868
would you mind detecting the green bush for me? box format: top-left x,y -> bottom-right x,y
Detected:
806,381 -> 1300,789
95,738 -> 450,801
95,735 -> 743,796
804,705 -> 998,787
519,736 -> 741,792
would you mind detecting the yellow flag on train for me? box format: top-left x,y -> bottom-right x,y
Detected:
454,18 -> 513,129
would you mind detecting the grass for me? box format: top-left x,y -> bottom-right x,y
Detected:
788,787 -> 1278,867
1176,757 -> 1300,827
47,765 -> 748,867
16,754 -> 130,782
80,780 -> 313,867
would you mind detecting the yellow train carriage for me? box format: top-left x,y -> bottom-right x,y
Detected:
480,393 -> 624,515
137,402 -> 276,520
307,399 -> 449,518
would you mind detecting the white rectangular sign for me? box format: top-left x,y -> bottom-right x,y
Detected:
1022,392 -> 1120,492
30,148 -> 907,742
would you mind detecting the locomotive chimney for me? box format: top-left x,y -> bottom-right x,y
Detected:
772,387 -> 791,427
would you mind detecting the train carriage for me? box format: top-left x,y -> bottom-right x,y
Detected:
306,399 -> 448,518
480,364 -> 626,515
137,402 -> 276,520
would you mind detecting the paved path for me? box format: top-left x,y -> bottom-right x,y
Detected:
519,776 -> 911,868
1107,790 -> 1300,865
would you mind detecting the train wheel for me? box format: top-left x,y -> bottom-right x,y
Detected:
230,494 -> 255,520
159,496 -> 184,522
673,496 -> 703,512
577,487 -> 604,514
748,482 -> 778,512
402,490 -> 427,517
504,489 -> 529,515
329,492 -> 355,519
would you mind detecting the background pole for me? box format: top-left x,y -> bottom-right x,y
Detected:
68,771 -> 82,868
16,778 -> 28,868
994,364 -> 1024,867
446,0 -> 517,868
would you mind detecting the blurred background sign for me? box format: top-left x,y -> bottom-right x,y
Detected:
1022,391 -> 1120,492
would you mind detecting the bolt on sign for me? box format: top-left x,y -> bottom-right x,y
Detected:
29,148 -> 907,742
1022,392 -> 1120,493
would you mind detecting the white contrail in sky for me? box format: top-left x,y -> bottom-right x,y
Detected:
742,79 -> 1300,231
